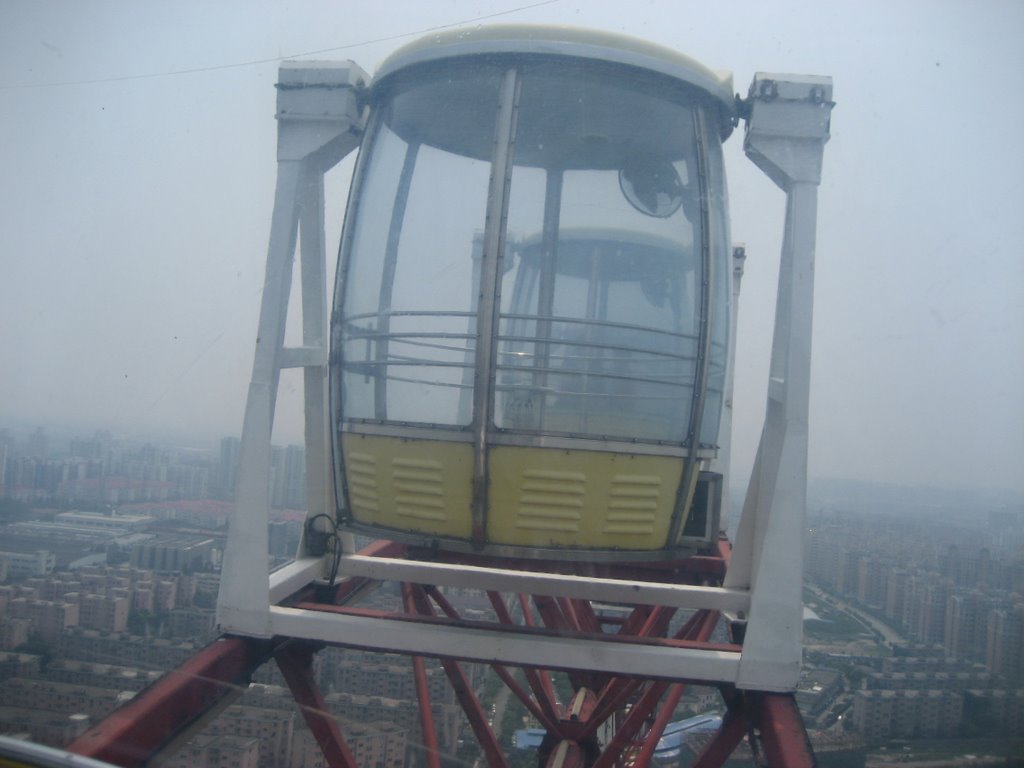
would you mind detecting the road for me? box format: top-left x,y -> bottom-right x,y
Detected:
807,584 -> 904,644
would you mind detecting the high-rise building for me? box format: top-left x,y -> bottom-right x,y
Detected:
269,445 -> 285,508
852,688 -> 963,742
986,601 -> 1024,680
130,535 -> 215,573
857,556 -> 888,608
282,445 -> 305,509
6,598 -> 79,641
218,437 -> 241,500
0,440 -> 8,493
918,580 -> 951,645
79,594 -> 129,633
945,590 -> 995,664
269,445 -> 306,509
885,568 -> 910,623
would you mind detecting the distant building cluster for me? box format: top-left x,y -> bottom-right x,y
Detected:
0,564 -> 210,649
3,423 -> 1022,761
849,652 -> 1024,741
157,683 -> 410,768
0,560 -> 481,767
218,437 -> 306,509
806,508 -> 1024,743
1,428 -> 209,504
0,428 -> 305,509
807,511 -> 1024,681
0,508 -> 222,578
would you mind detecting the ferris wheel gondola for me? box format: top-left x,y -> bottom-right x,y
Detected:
330,26 -> 738,559
70,24 -> 834,768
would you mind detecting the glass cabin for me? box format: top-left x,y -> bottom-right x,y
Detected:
330,26 -> 735,558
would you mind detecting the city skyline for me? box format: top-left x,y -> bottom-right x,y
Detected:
1,482 -> 1021,761
5,420 -> 1024,505
2,1 -> 1023,502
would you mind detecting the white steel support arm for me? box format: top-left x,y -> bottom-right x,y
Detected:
269,606 -> 743,685
217,160 -> 304,635
709,245 -> 747,505
217,61 -> 367,637
725,74 -> 833,691
297,163 -> 334,546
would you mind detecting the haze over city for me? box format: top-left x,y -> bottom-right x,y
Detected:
1,0 -> 1022,496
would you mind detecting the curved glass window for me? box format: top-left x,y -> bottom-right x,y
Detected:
699,126 -> 731,447
337,59 -> 728,447
338,66 -> 502,426
497,63 -> 705,442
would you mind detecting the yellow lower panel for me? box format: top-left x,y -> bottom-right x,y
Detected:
341,434 -> 473,539
487,446 -> 687,551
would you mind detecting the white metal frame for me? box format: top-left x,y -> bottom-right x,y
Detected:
216,61 -> 367,635
726,73 -> 834,689
216,62 -> 833,693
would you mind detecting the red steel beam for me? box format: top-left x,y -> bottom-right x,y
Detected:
671,609 -> 707,641
754,693 -> 817,768
545,739 -> 585,768
357,539 -> 407,559
486,590 -> 514,624
614,604 -> 654,637
404,585 -> 442,768
544,689 -> 600,768
552,687 -> 598,743
533,595 -> 602,692
443,663 -> 508,764
581,608 -> 717,743
592,679 -> 671,768
555,597 -> 607,693
487,590 -> 561,728
578,605 -> 676,741
411,585 -> 508,768
67,635 -> 275,766
67,539 -> 738,768
516,587 -> 575,712
533,594 -> 573,633
591,610 -> 722,766
690,706 -> 749,768
425,585 -> 558,732
556,596 -> 583,631
638,604 -> 676,639
422,583 -> 460,620
630,682 -> 687,767
275,642 -> 358,768
490,661 -> 561,734
518,592 -> 535,626
586,677 -> 644,739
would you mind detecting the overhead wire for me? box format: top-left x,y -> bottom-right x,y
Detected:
2,0 -> 562,90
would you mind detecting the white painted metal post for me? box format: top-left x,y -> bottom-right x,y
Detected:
725,74 -> 833,690
297,168 -> 332,542
217,61 -> 367,637
710,245 -> 747,514
217,161 -> 304,637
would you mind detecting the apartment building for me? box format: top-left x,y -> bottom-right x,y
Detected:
852,688 -> 962,742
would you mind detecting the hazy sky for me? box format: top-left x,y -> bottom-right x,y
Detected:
1,0 -> 1022,495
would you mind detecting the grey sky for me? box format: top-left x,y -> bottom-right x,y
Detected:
1,0 -> 1021,495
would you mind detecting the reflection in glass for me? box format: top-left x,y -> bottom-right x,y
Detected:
496,63 -> 706,443
339,67 -> 501,426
